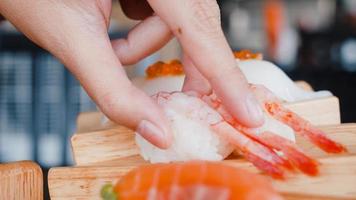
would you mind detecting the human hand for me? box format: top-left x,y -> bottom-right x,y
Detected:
0,0 -> 263,149
119,0 -> 263,127
124,0 -> 264,126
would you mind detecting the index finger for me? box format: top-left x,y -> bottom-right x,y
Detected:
147,0 -> 264,127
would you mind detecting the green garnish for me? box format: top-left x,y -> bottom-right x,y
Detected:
101,183 -> 118,200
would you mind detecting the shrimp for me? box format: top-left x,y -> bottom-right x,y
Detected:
201,85 -> 346,176
151,91 -> 290,179
136,87 -> 346,179
101,161 -> 283,200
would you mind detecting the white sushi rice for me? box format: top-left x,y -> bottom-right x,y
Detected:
136,92 -> 234,163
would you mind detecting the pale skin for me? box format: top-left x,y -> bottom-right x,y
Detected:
0,0 -> 264,149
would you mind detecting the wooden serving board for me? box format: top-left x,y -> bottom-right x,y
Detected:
71,123 -> 356,166
76,96 -> 341,134
0,161 -> 43,200
46,123 -> 356,200
48,155 -> 356,200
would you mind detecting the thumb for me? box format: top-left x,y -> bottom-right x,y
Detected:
98,82 -> 172,149
56,27 -> 172,149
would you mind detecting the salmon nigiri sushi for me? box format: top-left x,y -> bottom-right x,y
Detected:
101,161 -> 283,200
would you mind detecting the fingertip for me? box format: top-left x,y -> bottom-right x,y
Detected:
244,92 -> 265,127
160,122 -> 174,148
242,114 -> 265,128
209,68 -> 265,128
182,76 -> 211,95
96,83 -> 173,149
143,98 -> 174,149
136,119 -> 172,149
233,101 -> 264,128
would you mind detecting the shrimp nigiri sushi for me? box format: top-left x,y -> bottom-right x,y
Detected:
136,86 -> 346,178
101,161 -> 283,200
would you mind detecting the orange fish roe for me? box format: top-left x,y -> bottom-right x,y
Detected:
146,59 -> 184,79
145,50 -> 261,78
234,50 -> 263,60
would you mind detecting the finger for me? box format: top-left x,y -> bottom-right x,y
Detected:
98,79 -> 172,149
181,53 -> 211,94
112,15 -> 172,65
118,0 -> 153,20
147,0 -> 264,127
0,0 -> 171,148
64,34 -> 172,149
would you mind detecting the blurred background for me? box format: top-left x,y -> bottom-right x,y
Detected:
0,0 -> 355,170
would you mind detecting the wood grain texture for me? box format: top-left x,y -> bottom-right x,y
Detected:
71,126 -> 139,166
273,156 -> 356,199
0,161 -> 43,200
48,156 -> 356,200
71,123 -> 356,166
295,124 -> 356,158
284,96 -> 340,126
76,111 -> 116,133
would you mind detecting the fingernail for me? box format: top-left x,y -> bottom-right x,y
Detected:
136,120 -> 169,148
246,93 -> 264,126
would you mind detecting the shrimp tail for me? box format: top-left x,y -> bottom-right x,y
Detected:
239,135 -> 293,178
252,131 -> 319,176
303,126 -> 347,153
243,151 -> 285,179
212,123 -> 287,179
265,102 -> 347,154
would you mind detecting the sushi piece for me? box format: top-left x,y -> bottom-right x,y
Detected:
236,52 -> 331,102
100,161 -> 283,200
135,91 -> 292,178
136,87 -> 346,178
136,92 -> 234,163
131,50 -> 331,102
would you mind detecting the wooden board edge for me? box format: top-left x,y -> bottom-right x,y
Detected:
48,155 -> 356,199
284,96 -> 340,125
71,122 -> 356,166
0,161 -> 43,200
